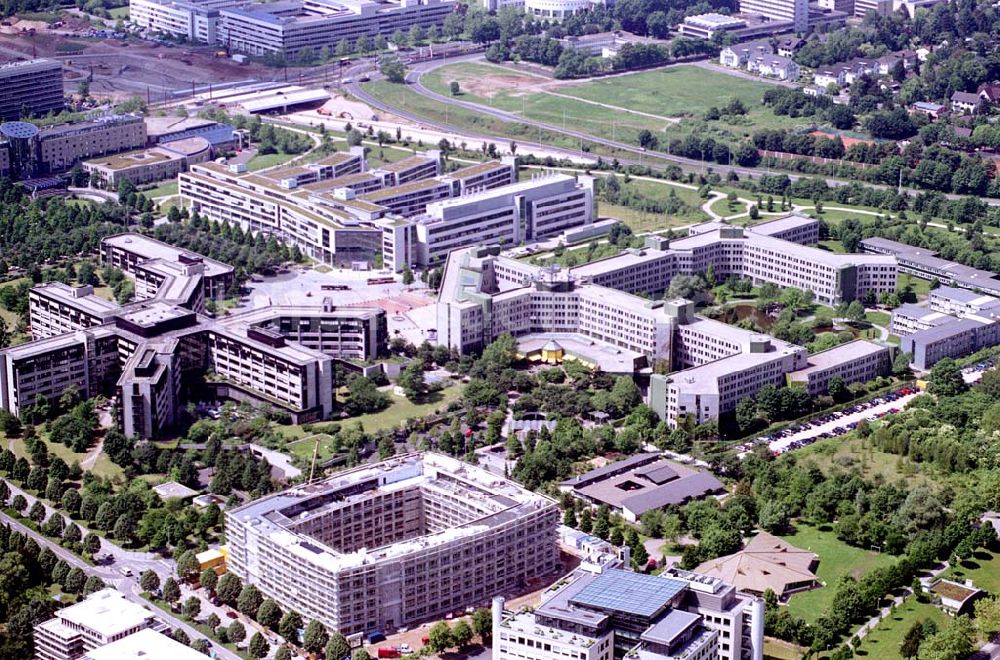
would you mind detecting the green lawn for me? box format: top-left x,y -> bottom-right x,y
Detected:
246,152 -> 299,172
782,523 -> 896,623
765,639 -> 806,660
280,385 -> 464,438
818,240 -> 847,254
7,434 -> 124,481
141,180 -> 178,198
945,546 -> 1000,594
285,433 -> 337,462
108,6 -> 129,17
865,311 -> 891,328
423,63 -> 803,146
852,597 -> 946,659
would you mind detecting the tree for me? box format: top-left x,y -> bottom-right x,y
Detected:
401,264 -> 414,285
397,360 -> 427,401
472,607 -> 492,643
452,620 -> 474,649
83,532 -> 101,555
326,632 -> 351,660
28,500 -> 46,524
248,632 -> 270,659
275,648 -> 293,660
257,599 -> 281,630
162,577 -> 181,605
845,300 -> 866,322
380,56 -> 407,84
228,620 -> 247,644
427,621 -> 454,652
928,358 -> 967,396
828,376 -> 848,402
917,615 -> 974,660
975,596 -> 1000,639
237,584 -> 264,617
200,569 -> 218,594
140,569 -> 160,594
216,572 -> 243,606
450,81 -> 460,96
64,567 -> 85,593
183,596 -> 202,619
893,351 -> 912,376
177,550 -> 200,581
303,619 -> 329,653
901,619 -> 927,658
279,611 -> 303,643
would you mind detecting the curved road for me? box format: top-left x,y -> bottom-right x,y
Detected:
346,54 -> 1000,205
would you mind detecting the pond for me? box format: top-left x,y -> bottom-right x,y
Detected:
708,303 -> 777,332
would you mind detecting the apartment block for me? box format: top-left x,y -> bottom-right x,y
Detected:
34,589 -> 168,660
0,59 -> 64,121
217,0 -> 457,58
928,286 -> 1000,319
82,137 -> 212,189
494,560 -> 763,660
788,340 -> 891,396
83,629 -> 207,660
889,303 -> 954,336
226,453 -> 559,635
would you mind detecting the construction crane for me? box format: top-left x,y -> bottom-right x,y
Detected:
309,435 -> 322,483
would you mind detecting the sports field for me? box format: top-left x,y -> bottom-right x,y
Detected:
421,62 -> 805,146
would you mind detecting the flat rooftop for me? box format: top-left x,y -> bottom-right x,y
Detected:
103,233 -> 233,278
57,589 -> 153,637
571,569 -> 687,618
791,339 -> 887,374
931,285 -> 999,306
31,283 -> 119,317
144,115 -> 219,138
746,213 -> 818,237
84,629 -> 206,660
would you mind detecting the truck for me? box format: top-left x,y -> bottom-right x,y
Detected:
377,648 -> 400,658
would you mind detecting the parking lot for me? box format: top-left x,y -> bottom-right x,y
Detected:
739,361 -> 993,458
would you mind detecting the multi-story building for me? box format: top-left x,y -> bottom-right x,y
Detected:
384,173 -> 595,269
0,59 -> 64,122
82,137 -> 212,189
129,0 -> 241,43
928,286 -> 1000,319
739,0 -> 809,32
82,629 -> 208,660
217,0 -> 458,58
431,216 -> 896,426
36,115 -> 147,173
1,241 -> 386,437
787,340 -> 891,396
494,560 -> 764,660
861,237 -> 1000,297
34,589 -> 169,660
900,317 -> 1000,370
101,233 -> 235,303
226,453 -> 559,635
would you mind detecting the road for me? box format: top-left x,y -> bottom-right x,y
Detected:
0,507 -> 240,660
343,53 -> 1000,206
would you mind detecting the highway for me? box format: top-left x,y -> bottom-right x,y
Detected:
0,479 -> 240,660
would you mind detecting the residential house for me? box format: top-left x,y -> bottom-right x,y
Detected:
911,101 -> 947,120
776,37 -> 805,57
749,54 -> 801,81
951,91 -> 983,115
719,40 -> 773,68
814,68 -> 846,88
978,82 -> 1000,104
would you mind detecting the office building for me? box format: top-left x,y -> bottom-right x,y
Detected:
432,216 -> 895,426
130,0 -> 241,43
739,0 -> 809,32
226,453 -> 559,635
382,173 -> 595,269
82,137 -> 212,189
217,0 -> 458,58
180,151 -> 529,270
899,317 -> 1000,370
34,589 -> 168,660
861,237 -> 1000,297
1,240 -> 385,437
36,115 -> 147,174
928,286 -> 1000,319
787,340 -> 891,396
82,629 -> 207,660
494,560 -> 764,660
0,59 -> 64,122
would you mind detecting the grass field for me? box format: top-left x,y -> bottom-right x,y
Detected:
423,62 -> 803,146
246,152 -> 299,172
852,597 -> 946,659
793,434 -> 940,491
280,385 -> 464,438
7,434 -> 124,481
141,180 -> 178,198
865,311 -> 891,328
108,6 -> 129,17
945,547 -> 1000,594
782,523 -> 896,623
286,433 -> 337,462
